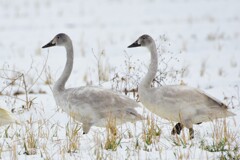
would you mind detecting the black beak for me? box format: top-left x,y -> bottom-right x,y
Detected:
128,40 -> 141,48
42,40 -> 56,48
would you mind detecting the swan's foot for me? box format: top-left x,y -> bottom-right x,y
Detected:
189,128 -> 194,139
171,123 -> 183,135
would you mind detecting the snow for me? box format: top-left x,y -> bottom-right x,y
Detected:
0,0 -> 240,159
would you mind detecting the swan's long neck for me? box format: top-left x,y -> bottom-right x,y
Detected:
54,42 -> 74,92
139,43 -> 158,89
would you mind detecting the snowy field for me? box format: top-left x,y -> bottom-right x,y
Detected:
0,0 -> 240,159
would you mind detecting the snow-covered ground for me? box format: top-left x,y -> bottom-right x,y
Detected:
0,0 -> 239,159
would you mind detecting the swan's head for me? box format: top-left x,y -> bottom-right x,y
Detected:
42,33 -> 71,48
128,34 -> 154,48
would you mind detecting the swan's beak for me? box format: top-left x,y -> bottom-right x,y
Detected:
42,40 -> 56,48
128,40 -> 141,48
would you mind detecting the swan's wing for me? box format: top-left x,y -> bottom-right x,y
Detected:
149,85 -> 235,124
153,85 -> 224,108
67,86 -> 140,109
63,86 -> 142,122
195,88 -> 229,108
156,85 -> 234,114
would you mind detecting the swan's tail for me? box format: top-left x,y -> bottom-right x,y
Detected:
225,110 -> 236,117
126,108 -> 145,121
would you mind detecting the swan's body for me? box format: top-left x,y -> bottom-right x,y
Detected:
139,85 -> 234,124
128,34 -> 235,139
54,86 -> 142,132
0,108 -> 18,126
42,33 -> 142,134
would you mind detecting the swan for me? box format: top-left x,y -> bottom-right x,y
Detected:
0,108 -> 18,126
128,34 -> 235,139
42,33 -> 143,134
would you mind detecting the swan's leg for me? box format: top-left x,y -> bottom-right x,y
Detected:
171,123 -> 183,135
189,128 -> 194,139
183,119 -> 194,139
82,123 -> 91,134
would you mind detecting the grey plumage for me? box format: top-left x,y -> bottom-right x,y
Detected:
42,33 -> 143,134
128,34 -> 235,139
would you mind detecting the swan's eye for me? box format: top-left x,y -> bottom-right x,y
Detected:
57,36 -> 60,39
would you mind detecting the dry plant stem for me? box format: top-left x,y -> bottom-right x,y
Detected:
104,115 -> 120,151
28,54 -> 48,91
21,74 -> 29,109
92,49 -> 102,85
0,57 -> 48,109
92,49 -> 110,85
65,117 -> 81,153
0,69 -> 22,93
